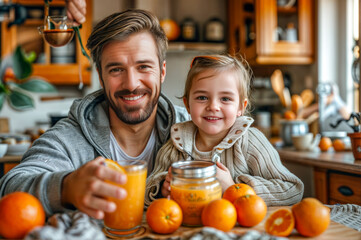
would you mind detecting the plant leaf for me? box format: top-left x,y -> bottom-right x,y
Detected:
0,92 -> 5,111
25,51 -> 37,63
18,78 -> 57,93
8,89 -> 34,111
12,46 -> 33,80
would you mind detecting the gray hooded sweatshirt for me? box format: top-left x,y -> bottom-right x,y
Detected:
0,89 -> 189,216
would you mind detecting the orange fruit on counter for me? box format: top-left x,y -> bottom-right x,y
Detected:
234,194 -> 267,227
284,110 -> 296,120
292,198 -> 330,237
265,208 -> 295,237
0,192 -> 45,239
319,137 -> 332,151
160,19 -> 180,41
146,198 -> 183,234
201,199 -> 237,232
223,183 -> 256,203
332,139 -> 345,151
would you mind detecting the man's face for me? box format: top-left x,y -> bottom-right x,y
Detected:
99,32 -> 166,125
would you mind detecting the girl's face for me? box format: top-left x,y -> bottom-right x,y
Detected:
184,69 -> 246,138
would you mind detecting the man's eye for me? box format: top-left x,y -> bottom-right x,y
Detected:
109,68 -> 122,73
139,65 -> 151,70
196,96 -> 208,100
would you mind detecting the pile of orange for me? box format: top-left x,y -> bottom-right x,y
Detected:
284,110 -> 296,120
202,183 -> 267,231
332,139 -> 345,152
0,192 -> 45,239
265,198 -> 330,237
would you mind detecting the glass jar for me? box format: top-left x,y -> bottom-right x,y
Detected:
170,160 -> 222,227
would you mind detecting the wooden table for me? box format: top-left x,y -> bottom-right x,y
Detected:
103,207 -> 361,240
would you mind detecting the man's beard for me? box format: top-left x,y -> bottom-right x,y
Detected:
104,82 -> 161,125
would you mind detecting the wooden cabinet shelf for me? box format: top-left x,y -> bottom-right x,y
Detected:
228,0 -> 315,65
1,0 -> 93,86
168,42 -> 227,52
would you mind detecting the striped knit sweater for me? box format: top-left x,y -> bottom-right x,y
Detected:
145,116 -> 304,207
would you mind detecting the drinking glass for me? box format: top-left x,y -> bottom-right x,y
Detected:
103,160 -> 147,237
38,16 -> 74,47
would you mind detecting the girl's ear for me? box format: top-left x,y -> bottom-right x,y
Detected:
237,98 -> 248,117
183,97 -> 191,114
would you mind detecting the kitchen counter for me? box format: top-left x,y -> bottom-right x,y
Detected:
277,148 -> 361,205
277,148 -> 361,175
0,155 -> 22,176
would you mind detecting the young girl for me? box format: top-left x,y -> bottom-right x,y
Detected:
145,54 -> 303,207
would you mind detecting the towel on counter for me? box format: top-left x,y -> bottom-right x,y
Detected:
25,211 -> 106,240
327,204 -> 361,231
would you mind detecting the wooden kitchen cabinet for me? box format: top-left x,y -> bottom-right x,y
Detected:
227,0 -> 315,65
1,0 -> 92,86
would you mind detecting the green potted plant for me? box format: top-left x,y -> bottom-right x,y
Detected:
0,46 -> 56,111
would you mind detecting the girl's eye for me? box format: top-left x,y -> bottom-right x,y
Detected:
221,97 -> 231,102
196,96 -> 208,100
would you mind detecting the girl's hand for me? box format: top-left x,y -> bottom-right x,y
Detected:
216,161 -> 235,193
161,167 -> 172,197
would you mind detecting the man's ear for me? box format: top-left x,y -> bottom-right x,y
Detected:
237,98 -> 248,117
183,97 -> 190,114
160,61 -> 166,84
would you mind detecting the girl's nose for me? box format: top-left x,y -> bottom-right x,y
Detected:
207,99 -> 220,111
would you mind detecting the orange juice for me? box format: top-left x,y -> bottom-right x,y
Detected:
104,160 -> 147,236
171,183 -> 222,226
170,160 -> 222,226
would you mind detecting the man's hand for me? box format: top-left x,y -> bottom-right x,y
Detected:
61,156 -> 127,219
66,0 -> 86,26
216,161 -> 235,193
161,167 -> 172,198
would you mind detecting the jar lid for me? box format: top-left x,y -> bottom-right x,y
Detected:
171,160 -> 216,178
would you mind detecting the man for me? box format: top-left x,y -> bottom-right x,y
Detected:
0,9 -> 189,220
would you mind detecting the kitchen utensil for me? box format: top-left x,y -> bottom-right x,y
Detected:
271,69 -> 285,106
38,16 -> 75,47
300,89 -> 314,107
291,94 -> 303,117
280,120 -> 309,146
283,88 -> 291,108
292,133 -> 321,151
305,112 -> 319,125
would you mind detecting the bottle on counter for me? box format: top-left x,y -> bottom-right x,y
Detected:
180,17 -> 199,42
170,160 -> 222,226
204,17 -> 225,43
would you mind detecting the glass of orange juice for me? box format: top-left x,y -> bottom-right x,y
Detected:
103,160 -> 147,237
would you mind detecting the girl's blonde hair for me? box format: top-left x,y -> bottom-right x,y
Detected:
182,54 -> 253,114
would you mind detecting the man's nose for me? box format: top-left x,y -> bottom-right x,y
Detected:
122,69 -> 139,91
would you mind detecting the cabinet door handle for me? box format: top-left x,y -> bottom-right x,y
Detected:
338,186 -> 354,196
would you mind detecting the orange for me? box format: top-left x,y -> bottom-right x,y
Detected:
234,194 -> 267,227
284,110 -> 296,120
201,199 -> 237,232
265,208 -> 295,237
146,198 -> 183,234
332,139 -> 345,152
160,19 -> 180,41
319,137 -> 332,152
292,198 -> 330,237
104,159 -> 125,173
0,192 -> 45,239
223,183 -> 256,203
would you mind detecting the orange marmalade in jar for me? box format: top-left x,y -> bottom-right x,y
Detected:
170,160 -> 222,226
